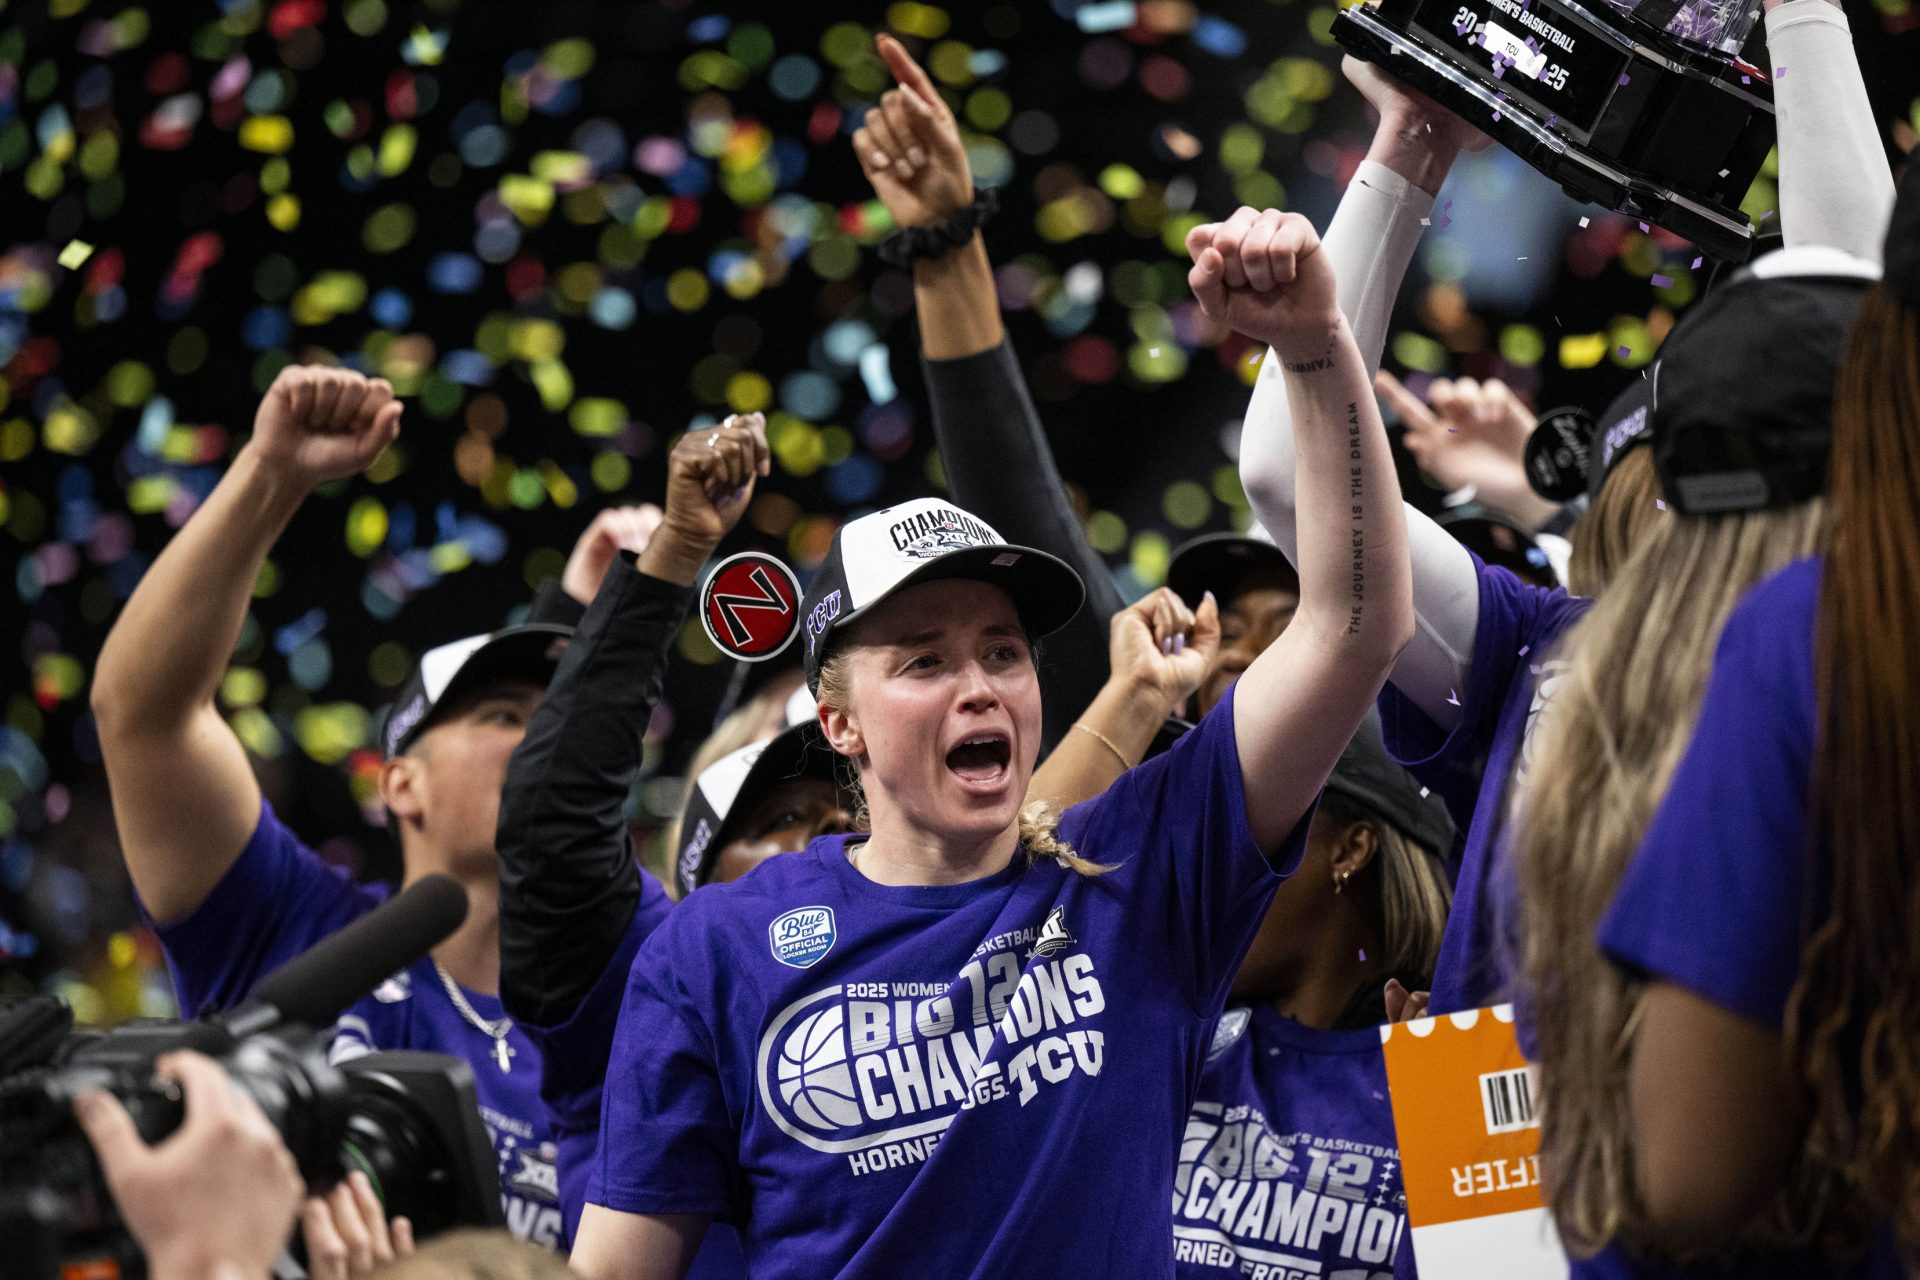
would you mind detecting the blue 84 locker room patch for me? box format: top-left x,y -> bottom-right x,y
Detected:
769,905 -> 837,968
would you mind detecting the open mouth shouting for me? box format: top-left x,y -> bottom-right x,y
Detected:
944,729 -> 1013,794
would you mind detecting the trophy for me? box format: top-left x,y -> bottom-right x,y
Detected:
1333,0 -> 1776,260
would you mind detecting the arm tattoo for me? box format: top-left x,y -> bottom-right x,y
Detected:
1344,401 -> 1365,635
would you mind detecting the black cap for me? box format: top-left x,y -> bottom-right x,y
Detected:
674,720 -> 843,896
382,623 -> 571,758
1653,261 -> 1870,515
1435,507 -> 1558,588
1326,709 -> 1456,860
1165,532 -> 1298,609
1885,158 -> 1920,309
798,498 -> 1084,693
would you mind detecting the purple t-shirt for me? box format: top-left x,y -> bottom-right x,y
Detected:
1590,558 -> 1897,1280
590,684 -> 1307,1278
1600,557 -> 1819,1027
1174,1006 -> 1409,1280
154,800 -> 667,1249
1380,554 -> 1589,1015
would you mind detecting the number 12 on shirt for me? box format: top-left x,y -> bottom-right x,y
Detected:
1379,1005 -> 1568,1279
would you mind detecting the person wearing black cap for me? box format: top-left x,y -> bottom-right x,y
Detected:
1506,247 -> 1878,1277
572,202 -> 1413,1279
1589,161 -> 1920,1273
491,413 -> 773,1268
89,366 -> 575,1247
1175,712 -> 1453,1280
670,719 -> 854,898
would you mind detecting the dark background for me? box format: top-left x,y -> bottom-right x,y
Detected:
2,0 -> 1915,1021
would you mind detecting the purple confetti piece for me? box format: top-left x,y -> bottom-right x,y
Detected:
1492,111 -> 1502,122
1691,255 -> 1703,268
1741,74 -> 1750,84
1651,273 -> 1673,287
1447,689 -> 1461,707
1358,948 -> 1368,961
1774,65 -> 1786,78
1619,73 -> 1631,85
1519,644 -> 1530,656
1761,209 -> 1775,221
1656,498 -> 1667,510
1639,221 -> 1650,232
1618,345 -> 1631,357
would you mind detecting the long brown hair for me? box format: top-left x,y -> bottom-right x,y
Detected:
1795,285 -> 1920,1260
1513,495 -> 1827,1256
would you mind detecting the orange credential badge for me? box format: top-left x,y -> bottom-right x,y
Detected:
1381,1005 -> 1568,1278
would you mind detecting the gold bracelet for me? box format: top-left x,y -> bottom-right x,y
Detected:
1073,722 -> 1133,771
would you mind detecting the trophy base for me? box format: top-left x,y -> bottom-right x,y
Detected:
1334,0 -> 1774,261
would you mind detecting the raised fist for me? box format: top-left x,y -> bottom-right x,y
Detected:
853,34 -> 973,229
248,366 -> 402,488
1186,208 -> 1340,360
1109,587 -> 1221,716
648,412 -> 772,571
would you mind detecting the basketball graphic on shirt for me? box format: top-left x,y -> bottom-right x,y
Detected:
775,1004 -> 861,1131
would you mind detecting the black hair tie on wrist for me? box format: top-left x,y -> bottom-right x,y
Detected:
876,187 -> 1000,267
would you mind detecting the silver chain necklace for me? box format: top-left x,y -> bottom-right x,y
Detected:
432,960 -> 516,1073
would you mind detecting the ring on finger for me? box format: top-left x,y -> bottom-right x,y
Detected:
708,432 -> 720,448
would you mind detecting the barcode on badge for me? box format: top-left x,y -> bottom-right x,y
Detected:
1478,1066 -> 1540,1135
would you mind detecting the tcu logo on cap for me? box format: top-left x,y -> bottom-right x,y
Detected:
702,552 -> 802,662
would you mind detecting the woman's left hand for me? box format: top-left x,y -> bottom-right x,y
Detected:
1108,587 -> 1221,716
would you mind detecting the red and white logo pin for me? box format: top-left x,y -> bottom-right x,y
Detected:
701,551 -> 802,663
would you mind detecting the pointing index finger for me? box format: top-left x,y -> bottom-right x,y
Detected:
1374,369 -> 1441,435
876,33 -> 941,109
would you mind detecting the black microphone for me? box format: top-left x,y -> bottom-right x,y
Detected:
226,874 -> 470,1033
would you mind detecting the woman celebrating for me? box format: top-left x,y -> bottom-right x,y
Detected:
570,209 -> 1413,1280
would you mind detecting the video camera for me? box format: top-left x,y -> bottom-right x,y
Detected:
0,875 -> 505,1279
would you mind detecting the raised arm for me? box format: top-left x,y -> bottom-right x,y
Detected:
497,416 -> 768,1029
92,368 -> 400,924
1236,61 -> 1483,730
857,35 -> 1125,745
1766,0 -> 1894,260
1190,209 -> 1413,852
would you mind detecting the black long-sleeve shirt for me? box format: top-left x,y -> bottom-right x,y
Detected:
496,553 -> 690,1027
923,341 -> 1126,748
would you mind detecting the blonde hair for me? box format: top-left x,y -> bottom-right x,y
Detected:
816,646 -> 1112,878
1567,446 -> 1664,598
1512,497 -> 1827,1257
371,1229 -> 574,1280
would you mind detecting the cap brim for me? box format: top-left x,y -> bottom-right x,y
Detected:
834,542 -> 1086,650
420,625 -> 570,730
1166,534 -> 1298,607
681,721 -> 847,893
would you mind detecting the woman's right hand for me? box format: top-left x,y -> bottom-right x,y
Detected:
1186,209 -> 1339,362
1108,587 -> 1221,717
853,34 -> 973,228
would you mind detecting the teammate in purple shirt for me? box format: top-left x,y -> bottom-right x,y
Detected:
91,365 -> 635,1249
571,198 -> 1416,1279
1598,162 -> 1920,1278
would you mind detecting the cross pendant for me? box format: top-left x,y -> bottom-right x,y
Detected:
495,1038 -> 515,1073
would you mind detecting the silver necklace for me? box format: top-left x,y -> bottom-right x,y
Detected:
432,960 -> 516,1073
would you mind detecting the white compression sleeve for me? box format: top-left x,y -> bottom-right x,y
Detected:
1767,0 -> 1894,261
1239,160 -> 1480,730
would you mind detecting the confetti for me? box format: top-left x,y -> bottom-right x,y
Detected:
1447,689 -> 1461,707
58,240 -> 94,269
1578,216 -> 1590,228
1651,274 -> 1673,287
